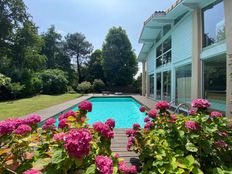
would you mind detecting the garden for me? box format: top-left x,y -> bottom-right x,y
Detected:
1,99 -> 232,174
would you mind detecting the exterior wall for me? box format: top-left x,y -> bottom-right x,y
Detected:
147,48 -> 155,74
172,13 -> 193,64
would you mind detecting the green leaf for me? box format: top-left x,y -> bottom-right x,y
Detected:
157,167 -> 166,174
185,142 -> 198,152
33,158 -> 51,170
178,130 -> 185,138
86,164 -> 96,174
192,167 -> 204,174
52,149 -> 64,164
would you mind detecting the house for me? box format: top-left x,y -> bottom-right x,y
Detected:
138,0 -> 232,116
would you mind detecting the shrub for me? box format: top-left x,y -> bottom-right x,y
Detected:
10,82 -> 25,99
0,73 -> 12,99
0,101 -> 137,174
38,69 -> 68,94
93,79 -> 105,93
77,81 -> 92,93
127,100 -> 232,173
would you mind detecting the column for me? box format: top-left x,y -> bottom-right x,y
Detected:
191,8 -> 202,100
142,61 -> 146,96
224,0 -> 232,117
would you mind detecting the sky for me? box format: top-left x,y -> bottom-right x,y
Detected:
24,0 -> 176,75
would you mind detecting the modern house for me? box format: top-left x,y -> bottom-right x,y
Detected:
138,0 -> 232,116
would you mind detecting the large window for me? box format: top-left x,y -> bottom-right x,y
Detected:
176,64 -> 192,104
156,37 -> 172,68
156,73 -> 161,100
202,0 -> 225,48
203,55 -> 226,111
163,71 -> 171,101
149,74 -> 154,98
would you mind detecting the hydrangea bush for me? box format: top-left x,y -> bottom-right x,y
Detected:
127,99 -> 232,174
0,100 -> 137,174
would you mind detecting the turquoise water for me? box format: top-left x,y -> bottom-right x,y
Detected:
56,97 -> 146,128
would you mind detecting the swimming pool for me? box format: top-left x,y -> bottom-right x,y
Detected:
55,97 -> 146,128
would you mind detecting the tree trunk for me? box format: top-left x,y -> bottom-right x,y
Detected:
76,56 -> 81,83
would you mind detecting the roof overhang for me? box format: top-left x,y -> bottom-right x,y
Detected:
137,0 -> 212,62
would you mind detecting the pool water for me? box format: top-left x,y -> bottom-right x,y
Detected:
56,97 -> 146,128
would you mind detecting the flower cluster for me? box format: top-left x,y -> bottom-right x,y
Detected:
185,120 -> 200,131
214,140 -> 228,149
24,114 -> 41,126
126,129 -> 136,137
58,118 -> 68,129
139,106 -> 146,112
42,118 -> 56,130
53,132 -> 66,141
148,109 -> 157,119
64,128 -> 92,159
127,137 -> 135,151
105,118 -> 115,128
119,161 -> 137,174
188,109 -> 197,116
96,156 -> 113,174
15,124 -> 32,135
144,117 -> 150,122
144,121 -> 153,130
0,119 -> 18,136
132,123 -> 141,130
93,122 -> 114,139
155,101 -> 170,110
192,99 -> 211,109
78,100 -> 92,112
58,110 -> 76,121
211,111 -> 223,118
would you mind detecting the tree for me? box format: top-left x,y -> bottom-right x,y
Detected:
87,49 -> 105,82
65,33 -> 93,83
102,27 -> 138,86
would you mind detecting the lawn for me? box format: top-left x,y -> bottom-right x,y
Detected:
0,93 -> 82,120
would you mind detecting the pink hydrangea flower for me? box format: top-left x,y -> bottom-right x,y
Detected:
78,100 -> 92,112
144,117 -> 150,122
144,121 -> 153,130
0,119 -> 17,136
114,153 -> 120,159
210,111 -> 223,118
24,114 -> 41,125
139,106 -> 146,112
119,161 -> 137,174
93,122 -> 114,139
185,121 -> 200,131
155,101 -> 170,110
133,123 -> 140,130
188,109 -> 197,116
15,124 -> 32,135
214,140 -> 228,149
218,131 -> 228,137
105,118 -> 115,129
192,99 -> 211,109
126,129 -> 136,137
53,132 -> 66,141
58,118 -> 69,129
127,137 -> 135,150
170,115 -> 177,124
96,156 -> 113,174
64,110 -> 76,118
65,129 -> 92,159
23,169 -> 41,174
148,109 -> 157,119
42,118 -> 56,131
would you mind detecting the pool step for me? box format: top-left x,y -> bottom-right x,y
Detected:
111,129 -> 141,167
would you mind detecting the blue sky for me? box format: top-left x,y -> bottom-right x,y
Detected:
24,0 -> 176,75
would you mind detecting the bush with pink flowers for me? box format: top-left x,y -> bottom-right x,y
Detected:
0,100 -> 137,174
127,99 -> 232,173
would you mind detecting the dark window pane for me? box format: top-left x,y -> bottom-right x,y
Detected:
156,56 -> 162,68
149,75 -> 154,98
163,37 -> 171,53
156,44 -> 162,57
163,71 -> 171,101
156,73 -> 161,100
163,50 -> 171,64
204,54 -> 226,111
203,1 -> 225,48
163,24 -> 171,36
156,32 -> 161,43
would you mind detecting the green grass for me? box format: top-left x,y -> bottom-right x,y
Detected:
0,93 -> 82,120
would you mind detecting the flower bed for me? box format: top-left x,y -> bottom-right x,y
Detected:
128,100 -> 232,173
0,100 -> 137,174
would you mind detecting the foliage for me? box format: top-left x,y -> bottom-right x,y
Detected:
87,49 -> 105,82
77,81 -> 92,93
10,82 -> 25,99
0,73 -> 12,100
133,73 -> 142,94
65,33 -> 93,83
0,101 -> 137,174
93,79 -> 105,93
102,27 -> 138,86
38,69 -> 68,94
127,100 -> 232,173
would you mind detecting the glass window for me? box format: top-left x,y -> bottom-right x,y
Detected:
156,73 -> 161,100
203,54 -> 226,111
156,32 -> 161,43
149,75 -> 154,98
156,56 -> 162,68
202,1 -> 225,48
163,24 -> 171,36
176,64 -> 192,104
163,37 -> 171,53
163,71 -> 171,101
156,37 -> 172,67
163,50 -> 171,64
156,44 -> 162,57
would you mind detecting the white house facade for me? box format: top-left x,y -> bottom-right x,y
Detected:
138,0 -> 232,116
